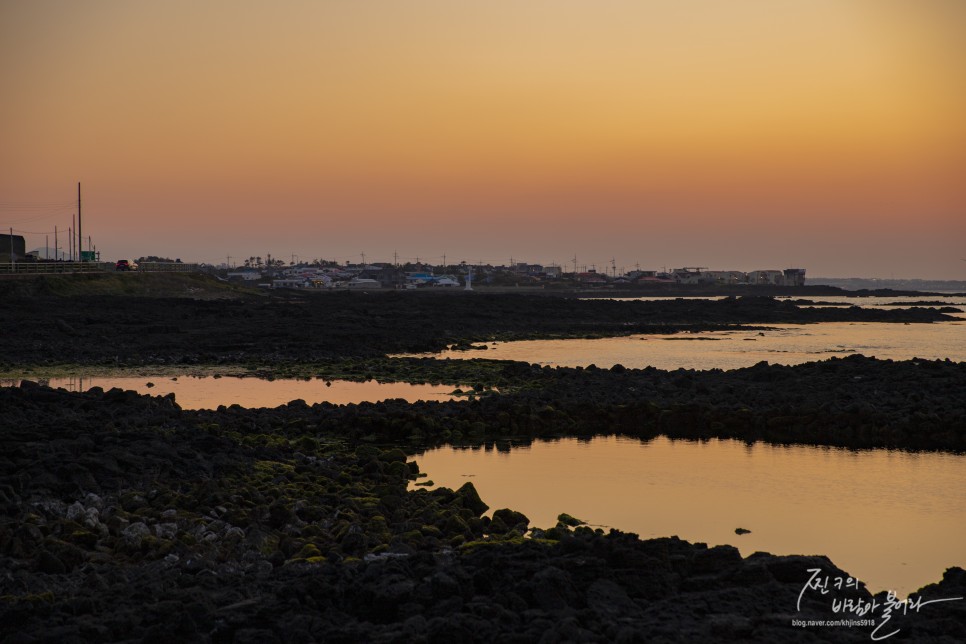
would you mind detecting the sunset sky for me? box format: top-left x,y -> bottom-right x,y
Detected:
2,1 -> 964,278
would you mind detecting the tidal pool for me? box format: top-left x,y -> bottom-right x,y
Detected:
412,435 -> 966,597
3,376 -> 473,410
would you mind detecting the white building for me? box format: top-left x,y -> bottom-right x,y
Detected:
747,270 -> 785,285
671,268 -> 714,284
705,270 -> 746,285
227,271 -> 262,281
272,278 -> 307,289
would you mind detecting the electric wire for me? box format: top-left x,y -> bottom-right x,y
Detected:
0,200 -> 76,226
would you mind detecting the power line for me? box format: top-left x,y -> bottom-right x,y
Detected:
0,205 -> 75,227
11,228 -> 58,235
0,201 -> 75,210
0,211 -> 74,225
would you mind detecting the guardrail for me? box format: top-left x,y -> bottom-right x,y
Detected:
0,261 -> 110,274
136,262 -> 198,272
0,262 -> 201,274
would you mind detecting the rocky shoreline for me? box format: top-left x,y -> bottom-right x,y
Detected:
2,284 -> 965,641
3,382 -> 965,643
0,289 -> 960,366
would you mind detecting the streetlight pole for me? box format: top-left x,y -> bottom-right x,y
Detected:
77,182 -> 83,261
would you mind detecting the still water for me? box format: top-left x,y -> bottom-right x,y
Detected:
428,321 -> 966,370
413,435 -> 966,597
9,312 -> 963,596
776,295 -> 966,309
602,295 -> 966,310
3,376 -> 467,410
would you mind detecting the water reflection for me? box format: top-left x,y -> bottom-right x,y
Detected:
412,436 -> 966,597
3,376 -> 471,410
775,295 -> 966,310
597,295 -> 966,311
422,321 -> 966,369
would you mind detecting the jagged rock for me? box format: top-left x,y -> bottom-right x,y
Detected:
492,509 -> 530,532
454,482 -> 489,517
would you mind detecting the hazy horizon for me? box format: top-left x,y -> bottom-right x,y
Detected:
3,1 -> 964,279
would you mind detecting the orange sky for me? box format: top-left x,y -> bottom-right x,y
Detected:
2,0 -> 964,277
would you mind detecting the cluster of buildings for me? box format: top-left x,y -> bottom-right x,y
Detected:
458,262 -> 806,287
228,264 -> 466,290
223,261 -> 806,290
564,268 -> 806,287
653,267 -> 806,287
3,233 -> 807,289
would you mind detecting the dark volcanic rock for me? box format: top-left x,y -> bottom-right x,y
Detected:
1,386 -> 963,642
1,288 -> 964,641
0,291 -> 958,365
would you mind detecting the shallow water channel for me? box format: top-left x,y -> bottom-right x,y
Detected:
423,321 -> 966,370
412,435 -> 966,597
2,376 -> 470,410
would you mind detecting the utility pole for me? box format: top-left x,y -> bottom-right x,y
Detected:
69,226 -> 73,262
572,255 -> 577,275
55,226 -> 58,261
77,182 -> 82,261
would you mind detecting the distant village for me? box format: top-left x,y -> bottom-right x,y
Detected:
223,258 -> 807,290
0,232 -> 808,289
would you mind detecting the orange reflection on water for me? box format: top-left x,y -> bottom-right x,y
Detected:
424,321 -> 966,370
412,436 -> 966,597
10,377 -> 464,410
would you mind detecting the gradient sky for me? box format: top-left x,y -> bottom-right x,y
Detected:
2,0 -> 964,277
